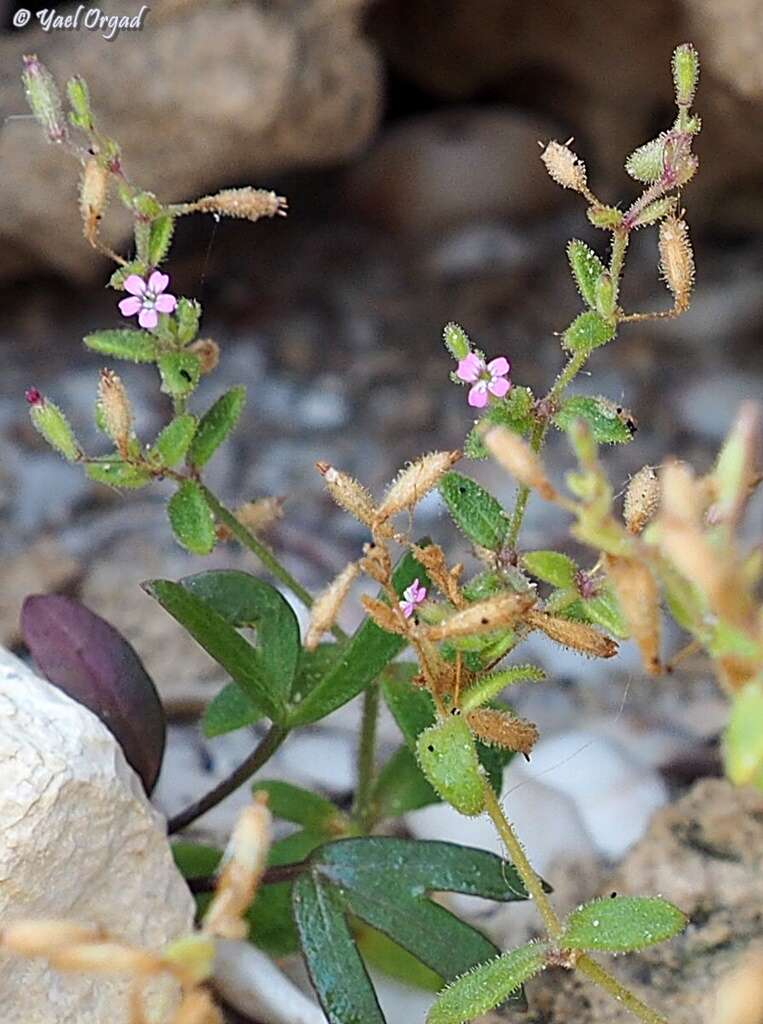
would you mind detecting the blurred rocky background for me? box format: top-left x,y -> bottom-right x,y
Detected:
1,1 -> 762,1020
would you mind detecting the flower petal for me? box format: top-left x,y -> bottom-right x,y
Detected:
155,293 -> 177,314
123,275 -> 147,296
489,376 -> 510,399
147,271 -> 169,295
487,356 -> 510,377
118,296 -> 142,317
399,601 -> 414,619
138,307 -> 159,330
468,383 -> 489,408
456,353 -> 483,383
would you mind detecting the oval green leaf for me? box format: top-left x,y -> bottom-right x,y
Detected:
187,386 -> 246,469
560,895 -> 687,952
168,480 -> 215,555
439,472 -> 509,552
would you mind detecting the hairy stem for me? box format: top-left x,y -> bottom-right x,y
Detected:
352,683 -> 381,833
168,724 -> 288,834
482,782 -> 561,938
576,954 -> 669,1024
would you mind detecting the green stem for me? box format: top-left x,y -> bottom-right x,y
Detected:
482,782 -> 561,938
576,954 -> 669,1024
168,724 -> 288,834
352,683 -> 381,833
199,484 -> 316,611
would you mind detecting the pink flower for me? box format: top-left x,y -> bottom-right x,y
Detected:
118,271 -> 177,330
456,352 -> 511,408
400,578 -> 427,619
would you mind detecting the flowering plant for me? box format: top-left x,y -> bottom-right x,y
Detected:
16,42 -> 763,1024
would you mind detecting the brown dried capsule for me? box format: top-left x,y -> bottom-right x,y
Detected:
193,187 -> 287,222
467,708 -> 538,756
316,462 -> 377,528
659,216 -> 694,313
424,592 -> 534,641
305,561 -> 359,650
376,451 -> 461,522
98,368 -> 133,457
80,157 -> 109,247
360,596 -> 409,636
541,140 -> 588,193
624,466 -> 660,534
604,554 -> 662,675
188,338 -> 220,375
526,610 -> 618,658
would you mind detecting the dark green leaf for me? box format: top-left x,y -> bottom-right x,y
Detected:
293,872 -> 386,1024
181,571 -> 300,702
439,472 -> 509,551
158,351 -> 201,398
560,896 -> 687,952
84,328 -> 159,363
356,923 -> 442,992
372,744 -> 440,818
85,456 -> 152,489
202,681 -> 265,737
187,386 -> 246,469
142,579 -> 286,723
553,396 -> 634,444
172,841 -> 221,879
147,414 -> 197,467
562,311 -> 616,354
148,214 -> 175,267
427,941 -> 548,1024
252,780 -> 348,835
288,547 -> 429,726
521,550 -> 577,587
168,480 -> 216,555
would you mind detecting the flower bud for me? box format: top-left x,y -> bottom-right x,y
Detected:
541,140 -> 587,193
624,466 -> 660,534
193,188 -> 287,221
22,54 -> 67,144
305,561 -> 359,650
672,43 -> 700,107
659,216 -> 694,313
443,322 -> 470,361
26,390 -> 80,461
66,75 -> 92,129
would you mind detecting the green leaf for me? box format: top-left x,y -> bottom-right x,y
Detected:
158,351 -> 201,398
85,457 -> 152,489
356,923 -> 442,992
372,744 -> 440,818
294,872 -> 386,1024
584,588 -> 629,638
202,681 -> 265,737
416,717 -> 485,816
560,896 -> 687,952
172,841 -> 221,879
723,679 -> 763,787
521,550 -> 577,588
84,328 -> 159,363
147,414 -> 197,467
626,136 -> 666,183
142,579 -> 287,723
29,399 -> 79,461
288,547 -> 429,727
567,239 -> 605,308
168,480 -> 216,555
109,261 -> 148,290
439,472 -> 509,552
148,214 -> 175,267
427,941 -> 547,1024
562,311 -> 616,354
466,387 -> 535,458
187,386 -> 246,469
251,780 -> 348,835
176,298 -> 202,345
553,396 -> 634,444
181,570 -> 300,702
443,322 -> 471,361
460,665 -> 546,712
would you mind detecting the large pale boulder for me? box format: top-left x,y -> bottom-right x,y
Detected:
0,646 -> 194,1022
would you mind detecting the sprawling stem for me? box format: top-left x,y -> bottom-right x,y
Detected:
352,683 -> 381,833
576,954 -> 670,1024
482,782 -> 561,938
168,724 -> 288,834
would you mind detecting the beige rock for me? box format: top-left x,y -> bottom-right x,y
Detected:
0,537 -> 80,646
0,645 -> 195,1022
0,0 -> 380,281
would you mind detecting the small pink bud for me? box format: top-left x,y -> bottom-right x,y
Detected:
25,387 -> 43,406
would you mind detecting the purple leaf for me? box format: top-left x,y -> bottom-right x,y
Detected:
21,594 -> 166,794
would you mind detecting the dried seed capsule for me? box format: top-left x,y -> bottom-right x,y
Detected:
1,920 -> 100,957
51,941 -> 157,975
624,466 -> 660,534
316,462 -> 377,527
360,595 -> 409,635
376,450 -> 461,521
416,717 -> 485,816
466,708 -> 538,756
80,158 -> 109,245
424,592 -> 534,641
98,369 -> 133,457
659,216 -> 694,313
604,554 -> 662,675
305,561 -> 359,650
188,338 -> 220,375
541,140 -> 587,193
192,188 -> 287,221
526,610 -> 618,658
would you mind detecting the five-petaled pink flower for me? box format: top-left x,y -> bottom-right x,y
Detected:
400,578 -> 427,619
118,271 -> 177,330
456,352 -> 511,408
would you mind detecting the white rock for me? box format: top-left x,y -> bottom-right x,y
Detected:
0,647 -> 194,1022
